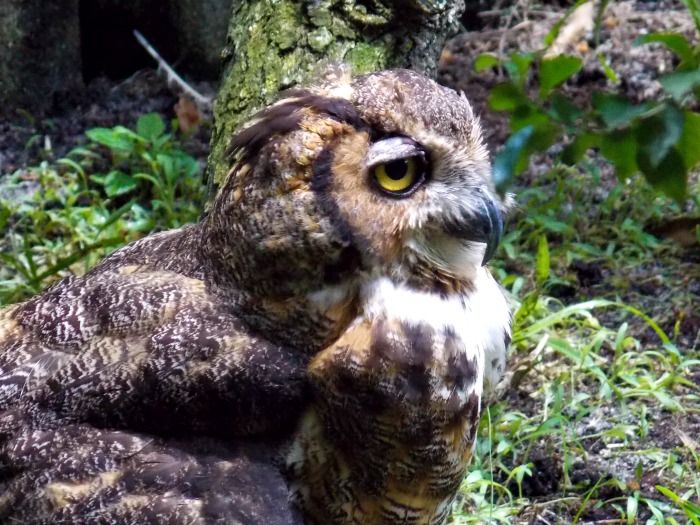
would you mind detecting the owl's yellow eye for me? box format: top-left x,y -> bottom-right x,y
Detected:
372,157 -> 423,196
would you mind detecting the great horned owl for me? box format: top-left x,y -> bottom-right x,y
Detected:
0,68 -> 510,524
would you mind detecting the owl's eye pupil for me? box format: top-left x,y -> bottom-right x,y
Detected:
384,159 -> 408,180
371,155 -> 425,197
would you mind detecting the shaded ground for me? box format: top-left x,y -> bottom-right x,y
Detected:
0,70 -> 214,175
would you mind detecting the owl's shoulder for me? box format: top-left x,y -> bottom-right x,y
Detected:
0,224 -> 310,437
0,224 -> 312,522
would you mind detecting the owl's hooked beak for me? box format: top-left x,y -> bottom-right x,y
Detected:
444,191 -> 504,266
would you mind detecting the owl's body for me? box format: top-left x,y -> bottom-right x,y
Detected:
0,69 -> 510,524
289,274 -> 508,525
0,228 -> 309,523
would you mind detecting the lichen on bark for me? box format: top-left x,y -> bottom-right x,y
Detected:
206,0 -> 466,196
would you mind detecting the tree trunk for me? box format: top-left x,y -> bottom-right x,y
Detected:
206,0 -> 466,195
171,0 -> 233,78
0,0 -> 82,118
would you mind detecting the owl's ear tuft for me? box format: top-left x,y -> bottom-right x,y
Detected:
228,95 -> 365,163
228,99 -> 309,163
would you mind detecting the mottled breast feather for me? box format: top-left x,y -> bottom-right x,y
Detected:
287,275 -> 509,525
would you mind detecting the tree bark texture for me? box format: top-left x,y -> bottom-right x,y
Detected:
0,0 -> 82,118
206,0 -> 466,193
171,0 -> 233,78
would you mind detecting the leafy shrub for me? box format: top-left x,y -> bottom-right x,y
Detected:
482,1 -> 700,203
0,113 -> 204,304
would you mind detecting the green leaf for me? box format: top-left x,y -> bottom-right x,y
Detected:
492,125 -> 535,193
97,199 -> 136,234
681,0 -> 700,31
657,485 -> 700,525
592,93 -> 652,129
597,53 -> 620,84
86,128 -> 136,152
89,173 -> 106,185
548,93 -> 583,124
600,129 -> 638,180
504,52 -> 536,87
0,202 -> 10,231
519,415 -> 564,443
660,69 -> 700,100
157,154 -> 176,184
67,146 -> 101,159
636,103 -> 684,168
637,147 -> 687,202
100,171 -> 139,197
134,172 -> 163,193
562,133 -> 600,164
474,53 -> 500,72
535,235 -> 550,285
539,55 -> 583,98
677,110 -> 700,169
488,83 -> 527,111
634,33 -> 697,67
531,214 -> 575,235
56,157 -> 85,177
137,113 -> 166,141
179,155 -> 200,178
626,494 -> 639,525
510,105 -> 559,152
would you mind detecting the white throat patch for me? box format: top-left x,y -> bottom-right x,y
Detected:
361,269 -> 510,396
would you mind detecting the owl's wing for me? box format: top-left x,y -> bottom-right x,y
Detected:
0,266 -> 309,434
0,417 -> 304,524
0,266 -> 309,523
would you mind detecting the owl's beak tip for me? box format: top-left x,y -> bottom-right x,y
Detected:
443,192 -> 504,266
480,197 -> 504,266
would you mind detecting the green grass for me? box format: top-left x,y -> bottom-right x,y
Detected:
0,113 -> 205,305
459,161 -> 700,524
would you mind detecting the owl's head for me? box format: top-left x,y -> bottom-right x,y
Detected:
203,68 -> 507,346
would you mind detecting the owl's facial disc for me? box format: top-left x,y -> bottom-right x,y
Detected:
365,137 -> 503,267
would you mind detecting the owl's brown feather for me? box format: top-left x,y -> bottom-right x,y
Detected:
0,228 -> 312,523
286,298 -> 484,525
2,420 -> 303,524
0,68 -> 510,524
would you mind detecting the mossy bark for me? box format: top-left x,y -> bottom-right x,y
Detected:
206,0 -> 466,196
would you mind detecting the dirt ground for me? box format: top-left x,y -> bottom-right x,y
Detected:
0,70 -> 214,176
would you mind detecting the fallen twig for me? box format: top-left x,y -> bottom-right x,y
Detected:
544,1 -> 595,58
133,30 -> 212,110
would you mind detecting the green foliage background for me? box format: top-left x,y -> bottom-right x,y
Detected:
0,113 -> 204,304
486,0 -> 700,207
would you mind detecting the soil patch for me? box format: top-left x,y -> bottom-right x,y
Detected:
0,70 -> 214,177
